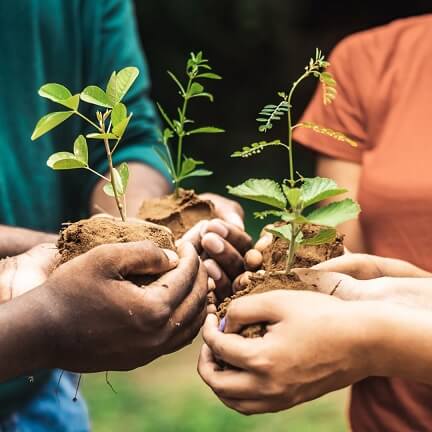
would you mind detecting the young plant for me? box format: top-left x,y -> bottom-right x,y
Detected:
228,49 -> 361,273
31,67 -> 140,222
156,51 -> 224,196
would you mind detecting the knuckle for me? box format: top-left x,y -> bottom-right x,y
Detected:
145,296 -> 172,326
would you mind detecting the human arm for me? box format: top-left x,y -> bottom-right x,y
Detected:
0,240 -> 207,382
198,290 -> 432,415
0,225 -> 57,258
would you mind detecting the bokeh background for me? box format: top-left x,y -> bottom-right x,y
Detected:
83,1 -> 432,431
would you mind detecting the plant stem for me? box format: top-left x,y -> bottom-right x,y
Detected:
86,167 -> 110,182
285,222 -> 298,273
74,111 -> 101,131
100,121 -> 126,222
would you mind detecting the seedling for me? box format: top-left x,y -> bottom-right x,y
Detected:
228,49 -> 361,273
156,52 -> 224,196
31,67 -> 140,222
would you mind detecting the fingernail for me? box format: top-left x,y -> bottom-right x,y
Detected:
208,277 -> 216,291
219,317 -> 226,332
203,233 -> 225,255
224,213 -> 244,230
207,221 -> 229,238
204,259 -> 222,281
163,249 -> 179,266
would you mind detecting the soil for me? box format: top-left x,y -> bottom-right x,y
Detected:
262,223 -> 344,272
217,223 -> 345,338
57,217 -> 175,265
138,188 -> 216,239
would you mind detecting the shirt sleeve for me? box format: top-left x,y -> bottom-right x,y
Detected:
293,34 -> 371,164
80,0 -> 170,206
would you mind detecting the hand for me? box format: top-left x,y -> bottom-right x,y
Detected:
199,193 -> 245,230
198,290 -> 373,415
0,243 -> 58,303
181,216 -> 252,307
38,240 -> 208,372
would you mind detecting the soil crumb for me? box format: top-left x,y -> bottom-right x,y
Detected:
57,217 -> 175,265
138,189 -> 216,239
262,223 -> 344,272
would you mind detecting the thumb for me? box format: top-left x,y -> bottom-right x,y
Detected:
292,268 -> 362,300
93,241 -> 178,276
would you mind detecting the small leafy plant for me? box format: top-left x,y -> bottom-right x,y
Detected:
156,52 -> 224,196
228,49 -> 360,273
32,67 -> 140,222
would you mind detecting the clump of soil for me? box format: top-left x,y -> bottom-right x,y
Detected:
262,224 -> 344,272
57,217 -> 175,265
218,272 -> 308,338
138,189 -> 216,239
217,223 -> 345,338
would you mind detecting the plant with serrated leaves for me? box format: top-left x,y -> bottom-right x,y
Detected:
32,67 -> 139,222
156,52 -> 224,196
228,49 -> 361,273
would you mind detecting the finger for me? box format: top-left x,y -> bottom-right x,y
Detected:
201,233 -> 244,280
223,292 -> 285,334
170,260 -> 208,327
219,397 -> 278,415
149,242 -> 199,308
255,232 -> 272,252
203,314 -> 262,369
198,344 -> 261,400
244,249 -> 263,271
202,219 -> 252,256
204,259 -> 233,302
94,241 -> 178,276
199,193 -> 245,230
25,243 -> 60,273
178,220 -> 208,252
232,272 -> 253,293
292,268 -> 362,300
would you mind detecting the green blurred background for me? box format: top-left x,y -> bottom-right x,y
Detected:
83,1 -> 432,430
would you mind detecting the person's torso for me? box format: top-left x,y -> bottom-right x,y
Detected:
350,15 -> 432,432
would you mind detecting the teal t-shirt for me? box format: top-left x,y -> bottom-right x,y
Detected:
0,0 -> 166,416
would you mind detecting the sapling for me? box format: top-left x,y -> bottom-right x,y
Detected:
155,51 -> 224,196
31,67 -> 140,222
228,49 -> 361,274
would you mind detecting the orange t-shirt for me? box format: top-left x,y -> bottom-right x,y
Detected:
294,15 -> 432,432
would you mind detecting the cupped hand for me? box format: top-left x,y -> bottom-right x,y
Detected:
198,290 -> 373,415
40,240 -> 208,372
0,243 -> 58,303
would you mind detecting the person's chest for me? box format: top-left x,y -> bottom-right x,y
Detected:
358,37 -> 432,268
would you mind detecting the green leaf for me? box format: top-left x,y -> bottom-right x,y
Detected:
111,103 -> 127,126
106,67 -> 139,105
265,225 -> 292,243
189,82 -> 204,96
190,92 -> 214,102
300,228 -> 337,246
62,94 -> 80,110
281,213 -> 309,224
118,162 -> 129,194
156,102 -> 175,130
38,83 -> 71,103
283,185 -> 302,209
197,73 -> 222,80
253,210 -> 286,220
31,111 -> 73,140
186,126 -> 225,135
80,86 -> 113,108
112,113 -> 132,139
73,135 -> 88,164
46,152 -> 86,170
154,147 -> 174,177
86,133 -> 118,140
227,179 -> 287,209
301,177 -> 347,207
180,169 -> 213,180
307,199 -> 361,227
180,158 -> 203,177
167,70 -> 186,95
103,167 -> 125,197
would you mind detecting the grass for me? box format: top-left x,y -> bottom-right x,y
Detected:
82,340 -> 348,432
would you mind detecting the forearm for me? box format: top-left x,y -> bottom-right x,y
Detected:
362,300 -> 432,383
0,286 -> 54,382
0,225 -> 57,258
90,162 -> 171,218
